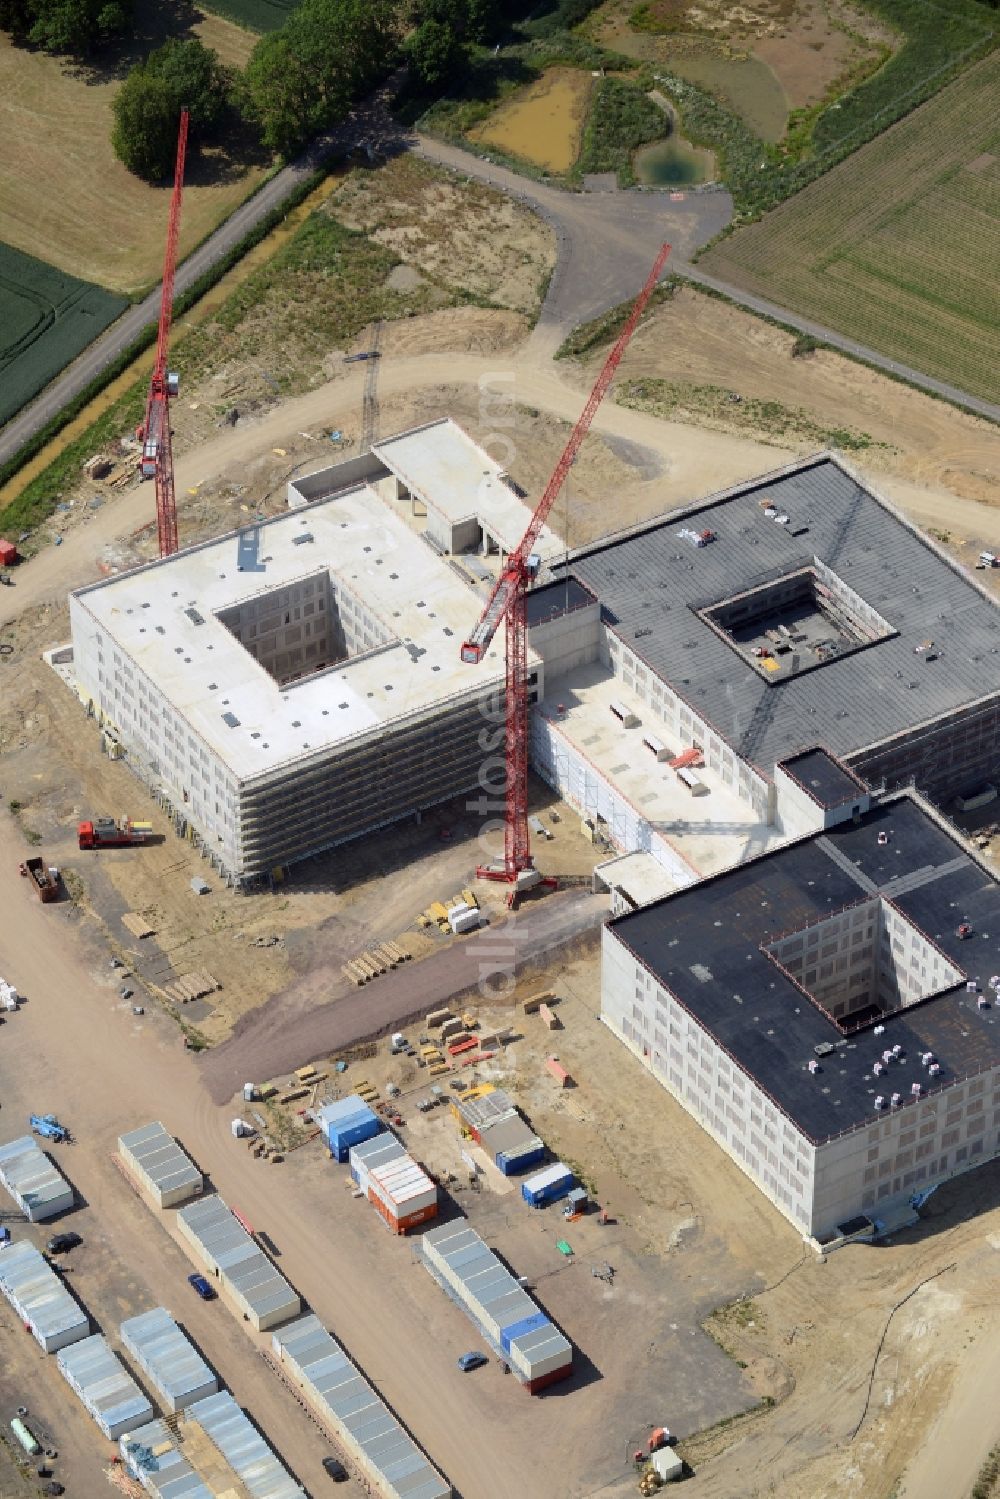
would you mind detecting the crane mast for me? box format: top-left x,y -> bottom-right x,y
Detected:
139,107 -> 189,559
460,242 -> 671,891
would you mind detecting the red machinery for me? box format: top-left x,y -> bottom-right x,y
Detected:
78,817 -> 153,850
138,108 -> 189,558
460,243 -> 671,895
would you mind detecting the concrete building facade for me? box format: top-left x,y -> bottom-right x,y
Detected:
601,784 -> 1000,1241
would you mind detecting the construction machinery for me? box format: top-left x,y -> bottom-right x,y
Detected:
30,1114 -> 70,1143
460,243 -> 671,897
78,817 -> 153,850
136,108 -> 189,558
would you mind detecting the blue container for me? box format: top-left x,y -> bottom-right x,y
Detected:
500,1311 -> 548,1355
318,1097 -> 380,1162
521,1162 -> 574,1206
496,1142 -> 545,1177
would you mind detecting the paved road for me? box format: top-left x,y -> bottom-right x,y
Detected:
201,886 -> 606,1102
675,264 -> 1000,425
0,114 -> 382,470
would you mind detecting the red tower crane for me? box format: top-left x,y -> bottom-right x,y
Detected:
460,242 -> 671,895
139,107 -> 189,558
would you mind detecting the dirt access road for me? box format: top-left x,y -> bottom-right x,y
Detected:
202,885 -> 605,1102
0,812 -> 630,1499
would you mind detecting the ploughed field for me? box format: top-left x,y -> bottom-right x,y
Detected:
701,56 -> 1000,403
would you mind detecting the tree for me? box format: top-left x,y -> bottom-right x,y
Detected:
147,37 -> 233,132
111,39 -> 233,181
241,0 -> 402,158
405,17 -> 464,89
111,68 -> 179,180
0,0 -> 133,52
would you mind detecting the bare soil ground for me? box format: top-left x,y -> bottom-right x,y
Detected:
0,12 -> 262,295
591,0 -> 889,110
332,154 -> 557,315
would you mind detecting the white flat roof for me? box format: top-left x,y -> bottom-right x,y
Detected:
73,483 -> 509,783
372,418 -> 563,559
597,850 -> 682,905
541,665 -> 785,877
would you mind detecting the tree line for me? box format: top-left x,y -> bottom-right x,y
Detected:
0,0 -> 510,181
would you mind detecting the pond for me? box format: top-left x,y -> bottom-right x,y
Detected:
635,134 -> 715,186
668,52 -> 788,143
470,67 -> 593,174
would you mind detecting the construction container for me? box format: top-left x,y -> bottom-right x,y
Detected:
451,908 -> 481,935
565,1186 -> 589,1213
120,1307 -> 219,1414
366,1153 -> 438,1234
0,1135 -> 74,1221
122,1391 -> 304,1499
176,1194 -> 300,1332
521,1162 -> 574,1207
272,1315 -> 451,1499
0,1241 -> 89,1352
349,1131 -> 405,1186
420,1223 -> 571,1392
0,539 -> 17,567
479,1115 -> 545,1176
117,1122 -> 203,1208
57,1333 -> 153,1440
316,1095 -> 380,1161
651,1447 -> 684,1483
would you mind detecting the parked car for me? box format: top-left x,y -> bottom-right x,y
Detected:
47,1232 -> 82,1255
187,1273 -> 216,1301
457,1351 -> 488,1372
321,1457 -> 348,1482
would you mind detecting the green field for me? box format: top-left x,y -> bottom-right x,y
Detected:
702,58 -> 1000,404
0,243 -> 127,430
199,0 -> 300,31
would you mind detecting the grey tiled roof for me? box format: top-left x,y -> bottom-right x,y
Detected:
564,457 -> 1000,773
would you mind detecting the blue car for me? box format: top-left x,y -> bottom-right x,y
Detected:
457,1351 -> 488,1372
188,1273 -> 216,1301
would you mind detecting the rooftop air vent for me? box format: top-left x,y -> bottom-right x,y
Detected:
222,711 -> 241,728
292,533 -> 314,546
184,608 -> 205,625
813,1042 -> 835,1057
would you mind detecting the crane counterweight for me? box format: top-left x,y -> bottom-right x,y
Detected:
460,243 -> 671,893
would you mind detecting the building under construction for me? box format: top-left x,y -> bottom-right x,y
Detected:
602,781 -> 1000,1241
67,434 -> 1000,887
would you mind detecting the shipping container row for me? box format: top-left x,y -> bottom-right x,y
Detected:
349,1134 -> 437,1234
420,1223 -> 572,1392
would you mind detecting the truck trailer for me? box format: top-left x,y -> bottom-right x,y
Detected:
78,817 -> 153,849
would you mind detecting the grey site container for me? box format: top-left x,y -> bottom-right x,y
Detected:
57,1333 -> 153,1439
272,1314 -> 451,1499
118,1122 -> 204,1208
0,1135 -> 75,1222
0,1240 -> 89,1353
121,1391 -> 303,1499
120,1307 -> 219,1413
176,1194 -> 300,1331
